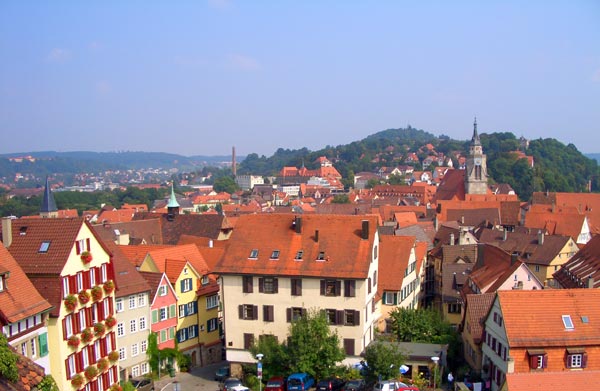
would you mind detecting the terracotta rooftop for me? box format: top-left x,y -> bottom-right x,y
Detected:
378,236 -> 416,294
463,293 -> 495,344
0,347 -> 46,391
132,212 -> 233,244
101,241 -> 150,298
92,219 -> 163,245
503,370 -> 600,390
498,289 -> 600,347
447,208 -> 500,227
146,244 -> 210,278
553,234 -> 600,288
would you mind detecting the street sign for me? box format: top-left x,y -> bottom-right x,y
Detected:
257,361 -> 263,379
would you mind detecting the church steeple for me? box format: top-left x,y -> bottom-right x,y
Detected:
471,117 -> 481,145
465,117 -> 489,195
40,176 -> 58,218
166,183 -> 180,220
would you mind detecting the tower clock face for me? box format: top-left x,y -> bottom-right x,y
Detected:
474,157 -> 482,166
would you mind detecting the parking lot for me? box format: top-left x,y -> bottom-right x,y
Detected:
155,362 -> 225,391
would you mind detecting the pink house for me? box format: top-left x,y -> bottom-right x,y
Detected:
140,272 -> 178,349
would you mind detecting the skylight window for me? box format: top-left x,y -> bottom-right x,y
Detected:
249,249 -> 259,259
295,250 -> 303,260
270,250 -> 280,260
316,251 -> 326,261
562,315 -> 574,330
581,316 -> 589,324
39,241 -> 51,253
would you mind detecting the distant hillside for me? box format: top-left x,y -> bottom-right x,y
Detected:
587,153 -> 600,163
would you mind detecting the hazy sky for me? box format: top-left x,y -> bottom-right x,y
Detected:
1,1 -> 599,157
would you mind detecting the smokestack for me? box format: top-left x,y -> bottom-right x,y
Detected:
461,215 -> 465,225
315,230 -> 319,243
294,217 -> 302,234
503,230 -> 508,241
538,231 -> 544,245
232,146 -> 237,177
209,239 -> 213,248
2,217 -> 12,247
588,276 -> 595,289
361,220 -> 369,240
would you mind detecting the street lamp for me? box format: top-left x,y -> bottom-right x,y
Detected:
431,356 -> 439,390
256,353 -> 264,391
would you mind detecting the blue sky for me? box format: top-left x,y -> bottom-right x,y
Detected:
1,1 -> 599,157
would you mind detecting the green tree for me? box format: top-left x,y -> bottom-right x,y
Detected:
287,309 -> 345,380
0,332 -> 18,382
38,375 -> 59,391
213,176 -> 239,193
250,335 -> 290,380
331,194 -> 350,204
363,341 -> 407,382
146,333 -> 159,374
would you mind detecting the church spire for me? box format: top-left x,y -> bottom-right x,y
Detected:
166,183 -> 180,220
471,116 -> 481,145
40,176 -> 58,218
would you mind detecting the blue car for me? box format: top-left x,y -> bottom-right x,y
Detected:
287,373 -> 315,391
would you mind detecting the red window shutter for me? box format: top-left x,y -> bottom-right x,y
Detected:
98,301 -> 105,319
62,318 -> 67,340
529,355 -> 536,368
75,352 -> 82,373
76,241 -> 81,255
86,238 -> 91,252
582,352 -> 588,368
253,305 -> 258,320
109,298 -> 114,315
65,358 -> 71,379
73,313 -> 80,334
88,344 -> 95,364
565,354 -> 572,368
83,271 -> 90,290
320,280 -> 326,295
286,308 -> 291,322
238,305 -> 243,319
102,373 -> 109,387
69,275 -> 77,293
86,307 -> 93,327
258,278 -> 264,293
542,354 -> 548,368
110,331 -> 116,350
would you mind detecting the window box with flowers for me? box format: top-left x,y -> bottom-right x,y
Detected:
94,322 -> 106,337
103,280 -> 115,294
97,357 -> 109,372
71,373 -> 84,388
109,384 -> 123,391
78,290 -> 91,305
81,327 -> 94,344
84,365 -> 99,381
67,335 -> 81,348
91,285 -> 103,301
108,350 -> 119,362
64,294 -> 78,312
105,315 -> 117,328
80,251 -> 93,264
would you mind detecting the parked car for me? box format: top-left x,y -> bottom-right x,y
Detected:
287,373 -> 315,391
215,366 -> 231,381
343,379 -> 366,391
265,376 -> 287,391
130,377 -> 155,391
372,380 -> 417,391
222,378 -> 244,391
316,378 -> 345,391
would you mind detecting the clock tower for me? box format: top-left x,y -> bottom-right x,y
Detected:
465,117 -> 489,194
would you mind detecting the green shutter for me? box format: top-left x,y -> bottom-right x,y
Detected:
152,310 -> 158,324
169,327 -> 175,339
160,329 -> 166,343
38,332 -> 48,357
169,304 -> 176,318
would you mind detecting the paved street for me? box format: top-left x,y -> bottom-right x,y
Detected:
155,362 -> 225,391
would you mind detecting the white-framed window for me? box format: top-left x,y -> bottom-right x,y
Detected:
116,298 -> 124,313
569,354 -> 583,368
82,346 -> 89,367
62,277 -> 70,297
206,295 -> 219,309
160,307 -> 167,321
97,374 -> 104,391
119,347 -> 126,360
90,268 -> 96,286
141,340 -> 147,353
207,318 -> 218,332
202,275 -> 209,285
129,295 -> 136,309
78,311 -> 87,331
101,263 -> 108,283
95,340 -> 102,360
64,315 -> 73,338
76,272 -> 83,292
131,365 -> 140,378
182,278 -> 192,292
179,304 -> 185,318
117,323 -> 124,337
139,316 -> 147,330
67,354 -> 76,377
188,325 -> 196,338
159,285 -> 167,296
131,343 -> 139,357
21,342 -> 26,356
103,299 -> 110,317
141,362 -> 149,374
137,293 -> 146,307
130,319 -> 137,333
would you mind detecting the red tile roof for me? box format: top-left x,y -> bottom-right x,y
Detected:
378,236 -> 416,294
463,293 -> 495,343
118,244 -> 172,268
146,244 -> 210,277
0,243 -> 52,324
524,211 -> 586,240
498,289 -> 600,347
553,234 -> 600,288
214,214 -> 379,279
503,370 -> 600,390
101,241 -> 150,298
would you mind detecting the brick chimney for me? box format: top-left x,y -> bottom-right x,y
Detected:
2,217 -> 12,247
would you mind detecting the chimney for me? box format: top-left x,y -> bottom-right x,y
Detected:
537,231 -> 544,245
315,230 -> 319,243
294,217 -> 302,234
587,276 -> 595,289
232,146 -> 237,177
511,252 -> 519,266
209,239 -> 214,248
476,243 -> 485,268
449,233 -> 455,246
2,217 -> 12,247
361,220 -> 369,240
503,230 -> 508,241
461,215 -> 465,225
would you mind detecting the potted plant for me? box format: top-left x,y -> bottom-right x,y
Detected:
78,290 -> 91,305
80,251 -> 93,264
71,373 -> 84,388
64,294 -> 78,312
67,335 -> 81,348
84,365 -> 99,381
105,315 -> 117,328
108,350 -> 119,362
81,327 -> 94,344
93,322 -> 106,337
103,280 -> 115,294
91,285 -> 103,301
97,357 -> 109,372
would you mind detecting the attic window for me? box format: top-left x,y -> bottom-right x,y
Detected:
581,316 -> 589,324
295,250 -> 304,260
201,275 -> 209,285
114,229 -> 121,236
19,226 -> 27,235
184,268 -> 188,275
39,241 -> 51,253
562,315 -> 574,330
249,249 -> 259,259
270,250 -> 280,260
316,252 -> 326,261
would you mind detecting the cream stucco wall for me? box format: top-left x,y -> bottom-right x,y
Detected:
115,292 -> 151,380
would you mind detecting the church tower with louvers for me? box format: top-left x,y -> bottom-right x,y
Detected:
465,118 -> 489,194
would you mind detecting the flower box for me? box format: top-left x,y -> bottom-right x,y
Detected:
94,322 -> 106,337
64,295 -> 78,312
91,285 -> 103,302
81,328 -> 94,343
78,290 -> 91,305
67,335 -> 81,348
84,365 -> 99,381
109,384 -> 123,391
103,280 -> 115,294
108,350 -> 119,362
71,373 -> 84,388
97,357 -> 109,372
81,251 -> 93,264
105,315 -> 117,328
